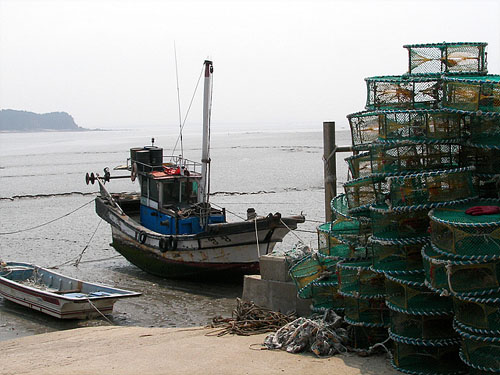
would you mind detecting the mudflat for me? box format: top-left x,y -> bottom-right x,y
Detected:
0,326 -> 397,375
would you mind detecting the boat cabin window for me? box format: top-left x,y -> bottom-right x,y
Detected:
161,179 -> 198,209
140,176 -> 159,202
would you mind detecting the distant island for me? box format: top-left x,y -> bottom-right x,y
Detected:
0,109 -> 86,132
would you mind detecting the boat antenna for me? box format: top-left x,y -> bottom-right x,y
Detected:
174,41 -> 184,164
198,60 -> 213,206
170,64 -> 204,161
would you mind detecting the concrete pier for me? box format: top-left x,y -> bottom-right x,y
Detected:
242,255 -> 311,316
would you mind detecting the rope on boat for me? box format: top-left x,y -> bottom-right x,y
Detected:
292,228 -> 318,234
254,217 -> 261,259
207,298 -> 297,336
280,218 -> 306,244
0,199 -> 95,235
86,297 -> 114,325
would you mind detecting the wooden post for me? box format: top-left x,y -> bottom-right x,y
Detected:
323,122 -> 336,222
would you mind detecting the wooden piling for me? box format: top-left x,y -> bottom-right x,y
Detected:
323,122 -> 336,222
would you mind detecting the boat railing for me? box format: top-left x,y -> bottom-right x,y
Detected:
166,155 -> 202,173
127,155 -> 202,174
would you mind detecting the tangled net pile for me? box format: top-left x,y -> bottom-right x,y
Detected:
264,310 -> 349,356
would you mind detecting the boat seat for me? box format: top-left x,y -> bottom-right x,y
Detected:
53,288 -> 82,294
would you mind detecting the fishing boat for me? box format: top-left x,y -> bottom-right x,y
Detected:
88,60 -> 305,278
0,262 -> 141,319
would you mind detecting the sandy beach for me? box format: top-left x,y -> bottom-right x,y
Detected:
0,326 -> 398,375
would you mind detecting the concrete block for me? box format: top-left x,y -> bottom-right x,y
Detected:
242,275 -> 270,309
259,255 -> 291,282
242,275 -> 311,317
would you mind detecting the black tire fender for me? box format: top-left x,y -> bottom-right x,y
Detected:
167,236 -> 178,251
159,237 -> 168,253
138,231 -> 147,244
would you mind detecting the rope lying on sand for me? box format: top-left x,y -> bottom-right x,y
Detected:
207,298 -> 297,336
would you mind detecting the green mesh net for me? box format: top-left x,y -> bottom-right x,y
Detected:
365,75 -> 442,110
331,193 -> 371,222
348,110 -> 464,148
422,243 -> 500,297
385,273 -> 453,315
461,145 -> 500,174
346,152 -> 372,179
316,252 -> 340,271
429,200 -> 500,258
453,293 -> 500,335
442,75 -> 500,115
390,310 -> 457,341
317,222 -> 345,253
471,174 -> 500,199
387,167 -> 475,209
317,219 -> 371,248
370,143 -> 462,176
349,325 -> 389,350
467,369 -> 497,375
288,254 -> 330,299
318,243 -> 370,261
371,241 -> 424,275
381,110 -> 463,143
344,176 -> 388,212
337,261 -> 386,299
331,40 -> 500,375
310,277 -> 344,313
391,341 -> 467,375
370,204 -> 430,241
460,147 -> 500,198
343,295 -> 390,327
347,111 -> 381,150
455,323 -> 500,373
466,117 -> 500,148
404,42 -> 488,75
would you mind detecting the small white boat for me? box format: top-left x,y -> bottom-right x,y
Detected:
0,262 -> 141,319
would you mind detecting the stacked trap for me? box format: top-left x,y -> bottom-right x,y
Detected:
289,41 -> 500,372
425,201 -> 500,374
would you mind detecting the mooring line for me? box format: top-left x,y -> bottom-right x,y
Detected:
74,218 -> 103,267
279,218 -> 306,244
86,297 -> 114,324
0,199 -> 95,235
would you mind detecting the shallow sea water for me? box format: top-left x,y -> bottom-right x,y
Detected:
0,127 -> 351,341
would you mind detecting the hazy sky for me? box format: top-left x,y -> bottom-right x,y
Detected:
1,0 -> 499,131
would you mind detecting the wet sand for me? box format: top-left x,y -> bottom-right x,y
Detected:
0,325 -> 398,375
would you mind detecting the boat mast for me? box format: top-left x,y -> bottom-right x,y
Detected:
199,60 -> 213,205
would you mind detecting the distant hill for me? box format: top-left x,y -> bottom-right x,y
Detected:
0,109 -> 85,131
